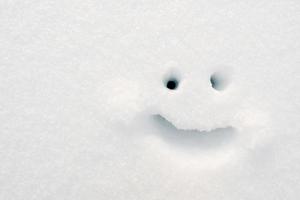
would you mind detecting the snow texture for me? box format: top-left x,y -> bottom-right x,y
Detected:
0,0 -> 300,199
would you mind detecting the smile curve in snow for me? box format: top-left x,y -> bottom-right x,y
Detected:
150,114 -> 236,150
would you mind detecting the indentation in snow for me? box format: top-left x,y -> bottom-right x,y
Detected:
151,114 -> 236,150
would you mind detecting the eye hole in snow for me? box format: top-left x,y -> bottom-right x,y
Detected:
163,67 -> 181,90
210,71 -> 230,91
166,79 -> 179,90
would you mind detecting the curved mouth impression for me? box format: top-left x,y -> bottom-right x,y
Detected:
150,114 -> 236,150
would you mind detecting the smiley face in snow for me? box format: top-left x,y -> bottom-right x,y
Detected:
141,65 -> 271,160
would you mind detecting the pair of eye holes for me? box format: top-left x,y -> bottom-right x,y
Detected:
165,73 -> 227,91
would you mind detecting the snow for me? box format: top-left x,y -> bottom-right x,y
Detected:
0,0 -> 300,199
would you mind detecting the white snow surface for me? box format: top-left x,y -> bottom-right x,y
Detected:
0,0 -> 300,199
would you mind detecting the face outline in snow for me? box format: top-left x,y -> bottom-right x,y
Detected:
106,62 -> 271,166
138,64 -> 271,162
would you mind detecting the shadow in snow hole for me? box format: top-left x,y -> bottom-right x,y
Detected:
151,114 -> 236,150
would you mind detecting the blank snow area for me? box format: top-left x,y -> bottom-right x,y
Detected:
0,0 -> 300,199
